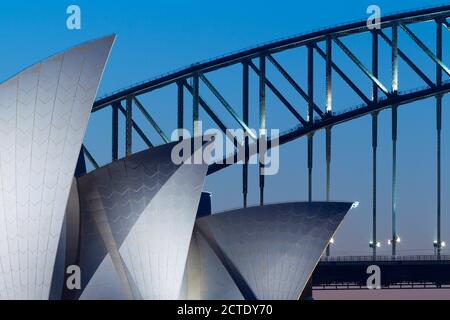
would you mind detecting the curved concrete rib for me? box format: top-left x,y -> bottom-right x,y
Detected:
0,35 -> 115,300
71,138 -> 210,300
185,202 -> 354,300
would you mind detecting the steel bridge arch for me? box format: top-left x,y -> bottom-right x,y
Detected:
93,5 -> 450,109
90,4 -> 450,171
85,4 -> 450,257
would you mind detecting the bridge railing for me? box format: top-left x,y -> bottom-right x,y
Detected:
321,255 -> 450,262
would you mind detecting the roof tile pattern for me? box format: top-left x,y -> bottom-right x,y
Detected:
193,202 -> 353,300
77,140 -> 209,299
0,36 -> 114,299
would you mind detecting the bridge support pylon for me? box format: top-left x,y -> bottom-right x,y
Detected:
391,23 -> 399,257
307,44 -> 314,203
435,18 -> 443,258
325,127 -> 332,256
392,105 -> 398,256
325,36 -> 332,256
436,95 -> 442,258
243,62 -> 249,208
371,112 -> 378,258
259,55 -> 266,206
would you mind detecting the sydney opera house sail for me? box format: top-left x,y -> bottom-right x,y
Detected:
183,202 -> 354,300
0,35 -> 115,300
63,139 -> 210,300
0,33 -> 356,301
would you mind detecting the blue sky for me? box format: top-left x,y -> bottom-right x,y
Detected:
0,0 -> 449,257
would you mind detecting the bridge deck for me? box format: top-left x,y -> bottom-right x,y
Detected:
313,255 -> 450,290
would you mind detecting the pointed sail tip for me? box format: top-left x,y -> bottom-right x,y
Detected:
0,34 -> 117,86
101,33 -> 117,45
89,34 -> 116,50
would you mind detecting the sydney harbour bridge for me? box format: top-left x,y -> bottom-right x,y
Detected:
74,5 -> 450,291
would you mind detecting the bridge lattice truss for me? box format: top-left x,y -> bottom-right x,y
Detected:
85,5 -> 450,257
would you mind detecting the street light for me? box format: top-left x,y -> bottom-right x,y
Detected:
369,241 -> 381,248
388,235 -> 401,245
433,240 -> 446,249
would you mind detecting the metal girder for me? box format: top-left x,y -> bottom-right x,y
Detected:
177,81 -> 184,140
307,134 -> 313,202
372,31 -> 379,102
200,74 -> 257,140
259,56 -> 266,131
267,54 -> 324,118
125,96 -> 133,155
392,25 -> 399,94
183,80 -> 230,137
242,62 -> 249,208
333,36 -> 390,97
259,55 -> 266,206
116,102 -> 153,148
437,20 -> 443,86
308,44 -> 314,122
314,44 -> 371,105
208,82 -> 450,175
325,126 -> 332,257
82,145 -> 99,169
400,23 -> 450,77
193,72 -> 200,136
436,96 -> 442,257
436,20 -> 443,257
371,112 -> 378,258
326,127 -> 332,201
391,105 -> 398,256
133,96 -> 170,143
248,61 -> 308,126
391,24 -> 399,257
112,102 -> 119,161
307,44 -> 314,202
379,30 -> 434,88
326,37 -> 332,112
443,18 -> 450,30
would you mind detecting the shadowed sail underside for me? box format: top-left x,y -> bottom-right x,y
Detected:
65,139 -> 210,300
183,202 -> 354,300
